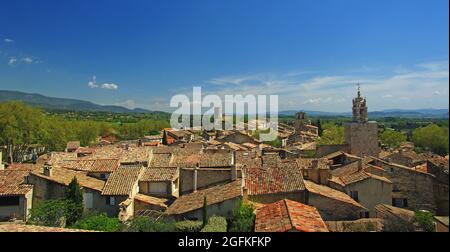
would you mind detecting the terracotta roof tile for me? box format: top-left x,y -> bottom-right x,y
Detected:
101,164 -> 143,196
255,199 -> 328,232
243,166 -> 305,196
304,180 -> 365,209
0,169 -> 33,196
165,180 -> 242,215
30,167 -> 105,192
140,167 -> 178,182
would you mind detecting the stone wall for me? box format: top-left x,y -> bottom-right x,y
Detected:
344,122 -> 380,157
248,191 -> 306,205
180,168 -> 233,195
367,162 -> 436,213
331,178 -> 392,217
169,197 -> 241,221
315,144 -> 349,158
306,192 -> 364,221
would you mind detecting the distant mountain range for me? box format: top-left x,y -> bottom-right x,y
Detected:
280,108 -> 449,118
0,90 -> 155,113
0,90 -> 448,118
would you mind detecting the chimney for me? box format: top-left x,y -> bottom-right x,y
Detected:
43,165 -> 53,177
193,163 -> 199,192
357,154 -> 364,171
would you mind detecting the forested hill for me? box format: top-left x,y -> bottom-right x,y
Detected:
0,90 -> 156,113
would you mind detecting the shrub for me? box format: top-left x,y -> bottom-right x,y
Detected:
229,201 -> 255,232
414,211 -> 435,232
175,220 -> 203,232
200,216 -> 227,232
126,216 -> 175,232
71,213 -> 121,232
28,199 -> 70,227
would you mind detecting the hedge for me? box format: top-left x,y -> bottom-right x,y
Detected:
200,216 -> 227,232
175,220 -> 203,232
71,213 -> 121,232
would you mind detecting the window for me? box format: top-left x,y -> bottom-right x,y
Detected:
0,196 -> 20,206
349,191 -> 359,201
392,198 -> 408,208
392,184 -> 401,192
83,193 -> 93,209
107,196 -> 116,206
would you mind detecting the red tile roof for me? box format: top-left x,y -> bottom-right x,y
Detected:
0,169 -> 33,196
140,167 -> 179,182
255,199 -> 328,232
243,166 -> 305,196
101,164 -> 143,196
165,180 -> 242,215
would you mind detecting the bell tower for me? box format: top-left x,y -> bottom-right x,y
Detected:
344,84 -> 380,157
352,83 -> 368,123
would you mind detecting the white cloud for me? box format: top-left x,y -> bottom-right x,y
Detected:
3,38 -> 14,43
86,76 -> 119,90
22,57 -> 33,64
101,83 -> 118,90
197,60 -> 449,111
8,57 -> 17,66
88,76 -> 98,88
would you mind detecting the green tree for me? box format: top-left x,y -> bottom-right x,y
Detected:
317,123 -> 345,145
0,101 -> 46,162
412,124 -> 449,155
64,177 -> 84,225
380,129 -> 407,149
229,201 -> 255,232
28,199 -> 70,227
76,121 -> 99,146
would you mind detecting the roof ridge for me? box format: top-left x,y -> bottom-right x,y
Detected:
283,199 -> 295,230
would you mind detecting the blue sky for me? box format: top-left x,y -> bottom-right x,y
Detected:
0,0 -> 448,112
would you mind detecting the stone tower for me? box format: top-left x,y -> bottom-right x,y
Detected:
344,84 -> 380,157
352,84 -> 368,123
294,111 -> 310,131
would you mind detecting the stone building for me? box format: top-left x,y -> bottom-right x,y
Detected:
367,157 -> 437,213
165,180 -> 242,220
304,180 -> 367,221
28,165 -> 110,214
138,167 -> 179,198
329,160 -> 393,217
344,85 -> 380,157
0,166 -> 34,221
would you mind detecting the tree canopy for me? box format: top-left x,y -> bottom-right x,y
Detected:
412,124 -> 449,155
379,129 -> 407,149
